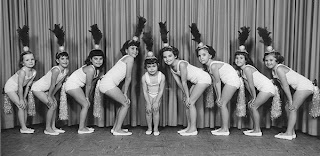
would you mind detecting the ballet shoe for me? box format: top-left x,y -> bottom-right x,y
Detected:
145,130 -> 152,135
153,131 -> 160,136
293,134 -> 297,139
274,133 -> 293,140
112,131 -> 132,136
78,130 -> 94,134
211,131 -> 230,136
111,129 -> 128,133
20,129 -> 34,134
87,127 -> 95,131
54,128 -> 65,133
211,128 -> 222,133
244,132 -> 262,136
180,131 -> 198,136
177,129 -> 187,134
44,130 -> 59,135
243,129 -> 254,134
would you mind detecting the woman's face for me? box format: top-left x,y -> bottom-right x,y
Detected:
264,54 -> 278,69
126,46 -> 139,58
22,53 -> 35,68
197,49 -> 211,64
162,51 -> 176,66
234,54 -> 246,67
90,56 -> 104,68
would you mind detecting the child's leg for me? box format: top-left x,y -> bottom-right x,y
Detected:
112,108 -> 120,130
218,84 -> 237,132
152,99 -> 160,132
146,108 -> 153,132
185,83 -> 209,133
6,92 -> 29,130
249,92 -> 273,133
282,90 -> 312,136
67,88 -> 90,131
33,91 -> 57,133
105,87 -> 130,133
182,86 -> 195,131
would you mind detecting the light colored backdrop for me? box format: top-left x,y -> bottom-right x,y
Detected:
1,0 -> 319,135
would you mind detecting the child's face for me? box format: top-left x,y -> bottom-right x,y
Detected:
90,56 -> 103,68
235,54 -> 246,67
126,46 -> 139,58
22,53 -> 35,68
146,63 -> 158,75
264,54 -> 278,69
197,49 -> 211,64
57,56 -> 69,68
162,51 -> 176,66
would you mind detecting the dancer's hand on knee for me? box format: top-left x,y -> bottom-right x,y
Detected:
146,104 -> 152,114
19,99 -> 26,109
153,102 -> 160,112
216,99 -> 222,107
85,97 -> 91,107
248,98 -> 256,108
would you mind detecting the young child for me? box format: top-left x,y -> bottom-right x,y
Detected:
3,25 -> 36,134
141,32 -> 165,136
31,24 -> 68,135
65,49 -> 105,134
160,22 -> 211,136
259,27 -> 320,140
99,16 -> 146,136
234,27 -> 276,136
190,23 -> 240,136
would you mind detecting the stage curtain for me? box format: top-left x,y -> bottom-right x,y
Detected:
1,0 -> 319,136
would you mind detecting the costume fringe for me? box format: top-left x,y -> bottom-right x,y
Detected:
204,84 -> 215,108
27,91 -> 36,116
310,86 -> 320,118
59,82 -> 68,120
3,94 -> 13,114
93,80 -> 102,118
271,85 -> 282,120
236,78 -> 246,117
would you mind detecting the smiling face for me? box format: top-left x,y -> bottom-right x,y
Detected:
126,46 -> 139,58
197,49 -> 212,64
162,50 -> 176,66
234,54 -> 246,68
56,56 -> 69,68
21,53 -> 35,68
90,56 -> 104,68
264,54 -> 278,69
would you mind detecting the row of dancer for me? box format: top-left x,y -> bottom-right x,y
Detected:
3,17 -> 319,141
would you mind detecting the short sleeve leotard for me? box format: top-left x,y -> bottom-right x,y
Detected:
144,71 -> 164,98
4,68 -> 36,93
241,65 -> 275,95
99,55 -> 128,93
170,60 -> 211,84
272,64 -> 314,91
209,61 -> 240,88
65,65 -> 98,91
31,66 -> 68,92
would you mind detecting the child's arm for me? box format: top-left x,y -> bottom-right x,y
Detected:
52,69 -> 69,95
24,70 -> 36,101
154,74 -> 166,109
179,62 -> 190,105
141,75 -> 152,113
276,67 -> 293,107
47,68 -> 60,105
243,67 -> 256,106
17,70 -> 26,108
210,64 -> 222,102
85,66 -> 95,103
123,56 -> 134,99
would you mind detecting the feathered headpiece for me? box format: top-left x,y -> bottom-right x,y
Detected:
120,16 -> 146,55
50,24 -> 65,52
17,25 -> 30,52
237,26 -> 250,53
189,23 -> 215,56
89,24 -> 103,49
159,21 -> 170,47
257,27 -> 274,53
142,31 -> 156,59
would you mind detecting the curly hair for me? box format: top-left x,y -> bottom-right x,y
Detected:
159,46 -> 179,59
233,51 -> 255,71
195,45 -> 216,58
120,40 -> 140,56
84,49 -> 106,70
263,51 -> 284,63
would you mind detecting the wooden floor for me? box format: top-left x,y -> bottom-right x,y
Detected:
1,124 -> 320,156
